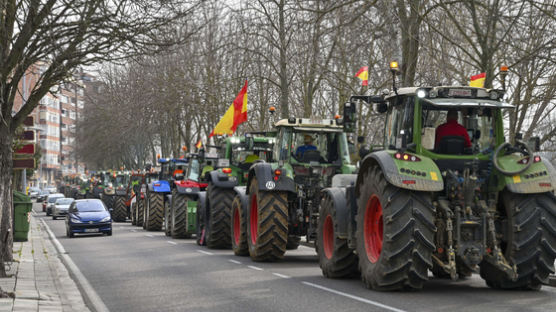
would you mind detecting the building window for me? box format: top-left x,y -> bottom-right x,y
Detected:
69,111 -> 76,119
77,100 -> 83,108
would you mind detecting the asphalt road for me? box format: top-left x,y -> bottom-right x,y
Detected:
33,202 -> 556,312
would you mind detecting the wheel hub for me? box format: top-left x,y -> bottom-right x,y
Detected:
323,215 -> 334,260
364,194 -> 383,263
250,194 -> 258,245
233,207 -> 241,245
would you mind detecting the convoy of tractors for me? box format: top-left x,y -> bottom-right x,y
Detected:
62,64 -> 556,291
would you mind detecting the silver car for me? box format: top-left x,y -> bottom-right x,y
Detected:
53,198 -> 75,220
45,193 -> 64,216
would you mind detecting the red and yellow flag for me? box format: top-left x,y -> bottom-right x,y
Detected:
195,140 -> 202,149
355,66 -> 369,86
470,72 -> 486,88
209,80 -> 248,138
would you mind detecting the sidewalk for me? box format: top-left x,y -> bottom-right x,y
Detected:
0,215 -> 91,312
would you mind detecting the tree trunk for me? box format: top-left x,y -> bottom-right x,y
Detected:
278,0 -> 289,119
0,123 -> 14,277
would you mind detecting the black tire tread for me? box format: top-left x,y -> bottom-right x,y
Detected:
206,184 -> 234,249
172,191 -> 191,238
231,196 -> 249,256
146,192 -> 163,231
112,196 -> 127,222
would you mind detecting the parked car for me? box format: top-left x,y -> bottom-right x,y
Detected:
45,186 -> 57,193
37,190 -> 50,203
52,198 -> 74,220
45,193 -> 64,215
66,199 -> 112,238
28,187 -> 41,199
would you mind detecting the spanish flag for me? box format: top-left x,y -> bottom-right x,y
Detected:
470,72 -> 486,88
195,140 -> 202,149
355,66 -> 368,86
209,80 -> 248,137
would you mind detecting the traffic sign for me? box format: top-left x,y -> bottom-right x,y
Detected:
15,144 -> 35,155
13,158 -> 35,169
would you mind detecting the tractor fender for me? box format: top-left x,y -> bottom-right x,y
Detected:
505,158 -> 556,194
207,171 -> 238,189
322,187 -> 350,239
246,163 -> 295,194
149,180 -> 171,193
357,150 -> 444,196
175,184 -> 201,195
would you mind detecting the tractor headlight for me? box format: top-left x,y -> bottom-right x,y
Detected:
416,89 -> 427,98
428,89 -> 438,98
489,90 -> 499,100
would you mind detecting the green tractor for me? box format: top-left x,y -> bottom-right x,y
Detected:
229,118 -> 356,260
166,152 -> 219,240
318,80 -> 556,290
194,134 -> 275,249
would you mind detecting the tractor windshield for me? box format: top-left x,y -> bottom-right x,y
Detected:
187,159 -> 200,182
276,127 -> 350,164
115,175 -> 128,186
421,105 -> 497,154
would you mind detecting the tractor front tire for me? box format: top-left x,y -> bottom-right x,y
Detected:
112,196 -> 127,222
286,236 -> 301,250
231,195 -> 248,256
480,191 -> 556,290
206,184 -> 234,249
145,192 -> 163,231
137,198 -> 144,227
172,191 -> 191,239
103,195 -> 115,211
164,199 -> 172,236
318,192 -> 358,278
246,177 -> 288,262
356,166 -> 435,291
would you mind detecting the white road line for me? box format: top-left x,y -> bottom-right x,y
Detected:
197,250 -> 214,255
228,259 -> 241,264
144,234 -> 154,237
40,219 -> 110,312
167,241 -> 177,245
272,272 -> 291,279
247,265 -> 263,271
301,282 -> 406,312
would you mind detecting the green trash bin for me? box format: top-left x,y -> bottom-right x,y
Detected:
13,191 -> 33,242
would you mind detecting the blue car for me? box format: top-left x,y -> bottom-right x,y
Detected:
66,199 -> 112,238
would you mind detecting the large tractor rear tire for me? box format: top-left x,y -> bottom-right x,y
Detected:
196,200 -> 206,246
246,177 -> 288,261
136,198 -> 144,227
356,166 -> 435,291
164,199 -> 172,236
145,192 -> 163,231
206,184 -> 234,249
172,190 -> 191,238
318,192 -> 358,278
112,196 -> 127,222
103,194 -> 115,211
480,191 -> 556,290
130,201 -> 137,225
231,195 -> 248,256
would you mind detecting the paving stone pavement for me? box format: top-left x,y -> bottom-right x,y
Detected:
0,215 -> 91,312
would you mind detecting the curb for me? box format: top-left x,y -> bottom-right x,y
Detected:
39,219 -> 110,312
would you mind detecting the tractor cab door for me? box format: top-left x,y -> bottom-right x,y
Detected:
384,96 -> 414,150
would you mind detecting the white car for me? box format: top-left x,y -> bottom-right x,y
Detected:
45,193 -> 64,216
53,198 -> 75,220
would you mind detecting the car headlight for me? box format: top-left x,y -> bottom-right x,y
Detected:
100,216 -> 111,222
70,217 -> 82,223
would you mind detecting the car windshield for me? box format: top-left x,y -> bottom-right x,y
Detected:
76,201 -> 106,212
56,198 -> 74,205
41,190 -> 50,195
48,196 -> 63,203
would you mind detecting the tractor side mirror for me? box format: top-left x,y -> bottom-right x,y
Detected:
528,136 -> 540,152
474,130 -> 481,140
343,102 -> 357,133
377,103 -> 388,114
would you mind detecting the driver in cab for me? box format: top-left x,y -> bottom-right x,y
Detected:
295,135 -> 317,159
435,109 -> 471,149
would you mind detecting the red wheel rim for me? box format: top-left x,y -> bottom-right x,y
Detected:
364,194 -> 383,263
250,194 -> 258,245
233,206 -> 241,245
323,215 -> 334,260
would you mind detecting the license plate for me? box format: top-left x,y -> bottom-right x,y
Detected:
84,228 -> 99,233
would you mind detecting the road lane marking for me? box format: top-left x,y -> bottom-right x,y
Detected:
228,259 -> 241,264
272,272 -> 291,279
247,265 -> 263,271
167,241 -> 177,245
40,219 -> 110,312
301,282 -> 406,312
144,234 -> 154,237
197,250 -> 214,255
